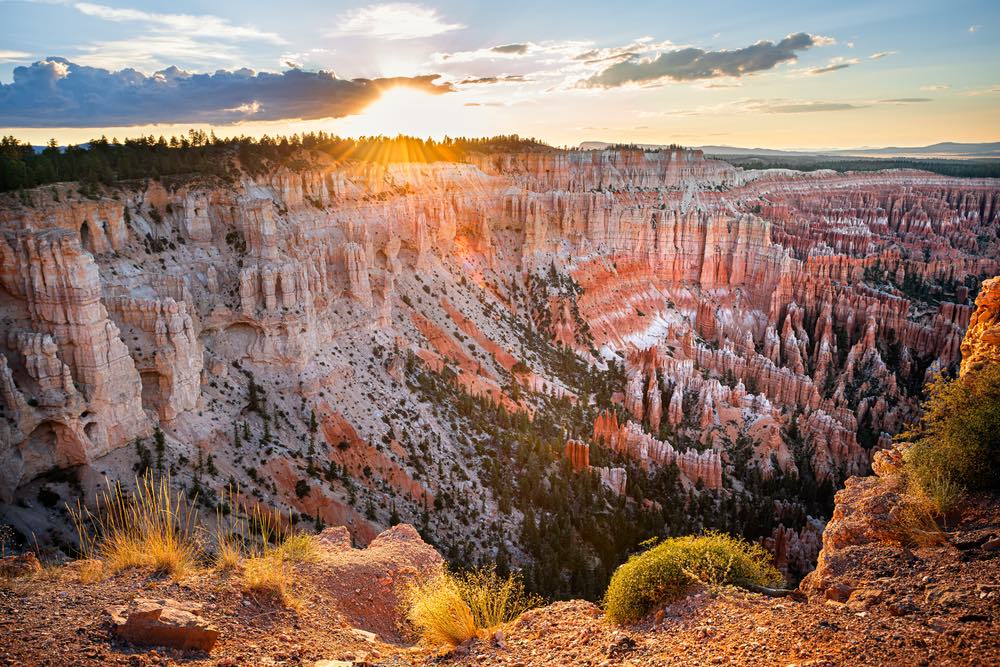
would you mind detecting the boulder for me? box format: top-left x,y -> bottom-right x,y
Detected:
0,552 -> 42,578
107,597 -> 219,652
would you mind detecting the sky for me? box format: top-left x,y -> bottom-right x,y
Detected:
0,0 -> 998,149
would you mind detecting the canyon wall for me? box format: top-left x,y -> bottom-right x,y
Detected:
0,148 -> 996,564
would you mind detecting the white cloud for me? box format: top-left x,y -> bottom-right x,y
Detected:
432,40 -> 590,64
869,51 -> 897,60
0,50 -> 32,62
333,3 -> 463,40
920,84 -> 950,91
582,33 -> 831,88
802,56 -> 860,75
279,48 -> 331,70
73,3 -> 285,43
225,101 -> 261,115
966,84 -> 1000,96
72,35 -> 246,70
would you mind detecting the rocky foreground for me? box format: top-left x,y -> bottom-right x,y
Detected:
1,491 -> 997,667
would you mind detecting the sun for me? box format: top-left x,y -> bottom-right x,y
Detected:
333,86 -> 479,139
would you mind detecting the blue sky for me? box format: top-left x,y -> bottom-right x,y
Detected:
1,0 -> 997,148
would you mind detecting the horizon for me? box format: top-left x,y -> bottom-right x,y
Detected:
1,1 -> 998,149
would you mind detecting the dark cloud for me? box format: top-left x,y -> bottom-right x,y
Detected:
458,75 -> 527,85
582,51 -> 641,65
760,102 -> 862,113
583,33 -> 824,87
808,62 -> 851,74
491,44 -> 529,55
0,58 -> 452,127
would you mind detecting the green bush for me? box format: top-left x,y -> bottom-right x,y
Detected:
603,532 -> 782,624
901,364 -> 1000,513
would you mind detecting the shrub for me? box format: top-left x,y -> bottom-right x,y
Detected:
69,475 -> 199,578
404,567 -> 541,647
603,532 -> 782,624
404,571 -> 477,646
900,364 -> 1000,514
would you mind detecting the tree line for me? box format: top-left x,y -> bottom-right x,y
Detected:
0,132 -> 556,193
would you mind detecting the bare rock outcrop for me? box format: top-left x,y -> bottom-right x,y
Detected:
0,231 -> 148,500
960,276 -> 1000,377
107,598 -> 219,652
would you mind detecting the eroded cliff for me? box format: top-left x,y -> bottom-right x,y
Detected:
0,148 -> 996,590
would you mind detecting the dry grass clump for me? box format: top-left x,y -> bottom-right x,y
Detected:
69,475 -> 199,579
405,567 -> 541,647
76,559 -> 105,584
212,490 -> 316,605
456,567 -> 541,630
242,554 -> 294,605
893,489 -> 949,547
603,531 -> 782,625
69,476 -> 316,598
405,571 -> 478,646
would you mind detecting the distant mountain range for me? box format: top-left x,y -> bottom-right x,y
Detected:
578,141 -> 1000,160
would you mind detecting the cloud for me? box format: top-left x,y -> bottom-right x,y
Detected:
966,84 -> 1000,96
70,35 -> 246,71
878,97 -> 931,104
805,57 -> 860,75
333,3 -> 463,40
435,42 -> 545,63
458,75 -> 527,84
73,2 -> 285,43
0,50 -> 32,62
491,44 -> 529,55
869,51 -> 897,60
279,48 -> 332,71
581,33 -> 829,87
752,101 -> 863,113
920,84 -> 950,91
0,58 -> 452,127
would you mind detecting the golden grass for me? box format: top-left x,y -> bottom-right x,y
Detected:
455,567 -> 541,631
215,531 -> 242,572
242,554 -> 294,606
211,488 -> 315,605
273,533 -> 318,563
69,475 -> 199,578
893,485 -> 950,547
405,572 -> 478,647
68,475 -> 317,602
77,559 -> 105,584
404,567 -> 541,647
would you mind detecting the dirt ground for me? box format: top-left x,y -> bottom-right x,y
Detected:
1,505 -> 998,667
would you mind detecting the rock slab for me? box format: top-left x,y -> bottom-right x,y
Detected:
107,597 -> 219,652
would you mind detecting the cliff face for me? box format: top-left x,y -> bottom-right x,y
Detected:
0,149 -> 996,572
960,276 -> 1000,376
0,231 -> 149,500
802,273 -> 999,601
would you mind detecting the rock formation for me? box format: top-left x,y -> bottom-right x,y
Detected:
802,273 -> 999,600
0,147 -> 995,577
960,276 -> 1000,376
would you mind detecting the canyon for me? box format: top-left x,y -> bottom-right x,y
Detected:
0,146 -> 997,591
